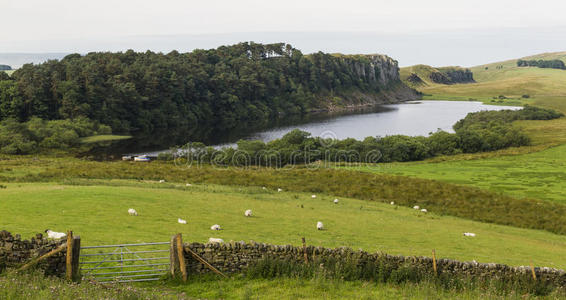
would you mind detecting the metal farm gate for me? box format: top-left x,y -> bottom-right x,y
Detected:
79,242 -> 170,283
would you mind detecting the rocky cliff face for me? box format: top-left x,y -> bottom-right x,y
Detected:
323,54 -> 419,110
343,54 -> 404,87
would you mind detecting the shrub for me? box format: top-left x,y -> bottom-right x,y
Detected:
0,117 -> 112,154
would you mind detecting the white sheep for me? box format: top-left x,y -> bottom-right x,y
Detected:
178,218 -> 187,224
413,205 -> 420,210
420,209 -> 428,213
463,232 -> 476,237
317,221 -> 324,230
312,195 -> 317,199
159,179 -> 165,183
186,183 -> 192,187
390,201 -> 395,205
45,230 -> 66,239
277,188 -> 283,192
128,208 -> 138,216
262,186 -> 267,190
208,238 -> 224,244
333,199 -> 339,204
244,209 -> 252,217
211,224 -> 221,231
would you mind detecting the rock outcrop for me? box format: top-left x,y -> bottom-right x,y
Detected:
320,54 -> 420,110
431,67 -> 475,84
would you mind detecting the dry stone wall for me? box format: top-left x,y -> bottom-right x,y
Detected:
0,231 -> 66,276
185,241 -> 566,287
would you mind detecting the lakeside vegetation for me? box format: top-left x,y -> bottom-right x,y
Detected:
0,43 -> 412,148
158,105 -> 561,165
0,117 -> 112,154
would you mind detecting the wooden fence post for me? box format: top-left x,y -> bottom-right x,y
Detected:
65,231 -> 74,280
71,236 -> 81,282
176,233 -> 187,282
17,244 -> 67,272
170,235 -> 179,276
302,237 -> 308,264
432,249 -> 438,276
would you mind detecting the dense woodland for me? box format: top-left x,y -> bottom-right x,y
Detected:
0,43 -> 402,150
517,59 -> 566,70
163,106 -> 563,165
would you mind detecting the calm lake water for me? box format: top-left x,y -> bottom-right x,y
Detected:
215,100 -> 520,148
127,100 -> 520,156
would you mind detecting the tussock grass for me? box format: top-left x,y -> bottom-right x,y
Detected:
244,257 -> 559,297
0,271 -> 181,300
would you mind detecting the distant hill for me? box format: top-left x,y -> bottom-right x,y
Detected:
0,53 -> 68,68
405,51 -> 566,108
400,65 -> 474,88
0,64 -> 11,71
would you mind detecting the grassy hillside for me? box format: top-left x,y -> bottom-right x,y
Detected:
400,64 -> 474,89
417,52 -> 566,100
2,181 -> 566,269
399,64 -> 439,86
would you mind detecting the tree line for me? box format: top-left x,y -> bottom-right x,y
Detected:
0,43 -> 401,149
517,59 -> 566,70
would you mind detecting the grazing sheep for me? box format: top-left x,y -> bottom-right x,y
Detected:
333,199 -> 339,204
128,208 -> 138,216
463,232 -> 476,237
390,201 -> 395,205
262,186 -> 267,190
45,230 -> 66,239
277,188 -> 283,192
178,218 -> 187,224
413,205 -> 420,210
211,224 -> 221,231
186,183 -> 192,187
159,179 -> 165,183
244,209 -> 252,217
317,221 -> 324,230
420,209 -> 428,213
311,195 -> 317,199
208,238 -> 224,244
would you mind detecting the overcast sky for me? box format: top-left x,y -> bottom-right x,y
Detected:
1,0 -> 566,66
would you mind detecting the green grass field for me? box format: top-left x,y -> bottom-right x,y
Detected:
350,144 -> 566,204
2,180 -> 566,269
79,134 -> 132,143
